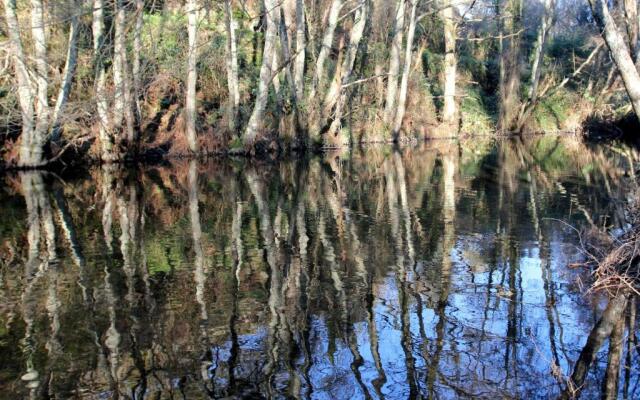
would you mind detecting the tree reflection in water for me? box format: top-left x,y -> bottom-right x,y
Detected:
1,136 -> 639,399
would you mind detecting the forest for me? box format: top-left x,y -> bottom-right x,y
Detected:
1,0 -> 640,168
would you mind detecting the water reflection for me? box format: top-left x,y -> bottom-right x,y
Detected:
0,136 -> 639,399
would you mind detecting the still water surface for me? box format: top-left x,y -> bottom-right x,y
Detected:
1,136 -> 639,399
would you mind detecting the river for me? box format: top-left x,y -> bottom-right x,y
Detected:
0,135 -> 638,399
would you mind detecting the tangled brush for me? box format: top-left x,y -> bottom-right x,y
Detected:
578,193 -> 640,296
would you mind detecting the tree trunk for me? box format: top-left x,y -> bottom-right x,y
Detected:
92,0 -> 116,162
384,0 -> 406,124
225,0 -> 240,132
294,0 -> 306,100
52,0 -> 80,141
527,0 -> 554,104
623,0 -> 639,61
133,0 -> 144,120
561,293 -> 629,399
278,8 -> 303,133
244,0 -> 280,147
324,0 -> 368,141
113,0 -> 127,130
3,0 -> 37,166
441,0 -> 458,125
498,0 -> 523,131
310,0 -> 343,98
589,0 -> 640,124
392,0 -> 418,139
31,0 -> 50,142
186,0 -> 199,152
515,0 -> 554,130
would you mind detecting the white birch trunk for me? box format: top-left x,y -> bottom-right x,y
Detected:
186,0 -> 199,152
310,0 -> 343,98
589,0 -> 640,124
392,0 -> 418,138
441,0 -> 457,125
225,0 -> 240,131
384,0 -> 406,124
244,0 -> 280,146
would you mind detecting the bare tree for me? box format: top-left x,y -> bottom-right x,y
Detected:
133,0 -> 145,119
186,0 -> 199,152
225,0 -> 241,132
385,0 -> 406,124
323,0 -> 368,142
393,0 -> 419,138
294,0 -> 306,99
310,0 -> 343,98
442,0 -> 458,125
92,0 -> 116,162
3,0 -> 79,167
589,0 -> 640,124
244,0 -> 280,147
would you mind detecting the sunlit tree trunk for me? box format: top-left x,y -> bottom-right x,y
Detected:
442,0 -> 458,125
384,0 -> 406,124
31,0 -> 50,148
589,0 -> 640,124
93,0 -> 116,161
294,0 -> 306,99
186,0 -> 199,152
52,0 -> 80,141
113,0 -> 127,130
279,8 -> 302,126
244,0 -> 280,147
4,0 -> 82,166
4,0 -> 37,166
324,0 -> 368,141
393,0 -> 418,139
528,0 -> 554,105
310,0 -> 343,98
225,0 -> 240,132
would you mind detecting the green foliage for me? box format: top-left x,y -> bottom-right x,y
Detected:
460,87 -> 496,134
532,90 -> 575,131
142,12 -> 187,76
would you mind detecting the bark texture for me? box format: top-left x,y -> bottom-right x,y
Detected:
441,0 -> 458,125
589,0 -> 640,124
384,0 -> 406,124
244,0 -> 280,147
225,0 -> 241,131
392,0 -> 418,138
186,0 -> 199,152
